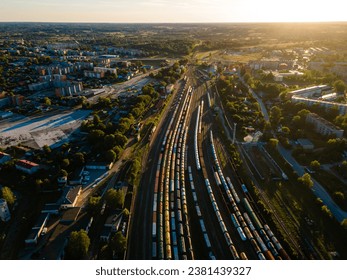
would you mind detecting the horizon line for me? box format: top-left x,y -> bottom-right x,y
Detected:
0,20 -> 346,24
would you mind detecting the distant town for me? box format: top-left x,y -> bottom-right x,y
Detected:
0,22 -> 346,260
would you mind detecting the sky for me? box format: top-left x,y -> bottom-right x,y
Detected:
0,0 -> 346,23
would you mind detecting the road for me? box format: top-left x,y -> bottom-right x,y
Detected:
238,75 -> 270,122
277,144 -> 347,222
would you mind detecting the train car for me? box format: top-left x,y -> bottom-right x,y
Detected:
179,236 -> 187,255
173,246 -> 179,260
224,232 -> 233,247
243,212 -> 256,231
258,252 -> 266,260
165,245 -> 172,260
231,213 -> 241,228
244,226 -> 254,240
267,241 -> 279,257
237,227 -> 247,241
243,198 -> 263,231
263,250 -> 275,260
199,219 -> 207,233
195,205 -> 202,217
219,221 -> 228,234
241,184 -> 248,193
209,252 -> 216,260
171,231 -> 178,246
204,233 -> 212,249
152,241 -> 157,259
229,245 -> 240,260
214,171 -> 222,186
250,239 -> 261,255
259,229 -> 271,244
264,224 -> 274,238
171,217 -> 176,231
240,252 -> 248,260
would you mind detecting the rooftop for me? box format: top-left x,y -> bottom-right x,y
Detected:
308,113 -> 343,131
15,159 -> 38,169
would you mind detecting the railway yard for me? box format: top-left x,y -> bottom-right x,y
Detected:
128,67 -> 291,260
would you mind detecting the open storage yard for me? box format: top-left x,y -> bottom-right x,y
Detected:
0,110 -> 91,149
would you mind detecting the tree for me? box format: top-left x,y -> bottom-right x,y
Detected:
298,173 -> 314,188
105,149 -> 117,162
334,80 -> 346,94
110,231 -> 127,257
270,106 -> 282,127
105,189 -> 125,210
0,186 -> 15,206
298,109 -> 310,118
339,161 -> 347,177
333,192 -> 345,204
114,132 -> 128,148
268,138 -> 279,149
310,160 -> 321,171
88,129 -> 105,144
281,126 -> 290,135
61,158 -> 70,168
104,134 -> 116,150
73,152 -> 85,166
321,205 -> 333,218
59,169 -> 68,177
342,219 -> 347,230
44,97 -> 51,106
43,145 -> 51,154
65,230 -> 90,259
87,196 -> 101,215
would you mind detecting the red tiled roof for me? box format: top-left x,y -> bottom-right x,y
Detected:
16,159 -> 38,169
0,151 -> 10,158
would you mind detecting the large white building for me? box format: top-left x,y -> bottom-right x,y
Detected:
291,85 -> 347,115
0,198 -> 11,222
306,113 -> 344,138
93,67 -> 117,75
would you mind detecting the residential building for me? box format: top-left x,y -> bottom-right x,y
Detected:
289,85 -> 331,98
306,113 -> 344,138
85,162 -> 113,170
0,151 -> 11,164
15,159 -> 39,174
297,138 -> 314,150
84,70 -> 104,79
25,213 -> 49,245
60,186 -> 81,209
0,95 -> 10,108
0,198 -> 11,222
292,96 -> 347,115
93,67 -> 117,75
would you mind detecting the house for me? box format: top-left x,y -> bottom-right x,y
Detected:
25,213 -> 50,245
100,225 -> 113,242
0,152 -> 11,164
0,198 -> 11,222
57,176 -> 67,186
60,186 -> 81,209
41,203 -> 60,215
100,211 -> 123,242
297,138 -> 314,151
85,162 -> 113,170
15,159 -> 39,174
